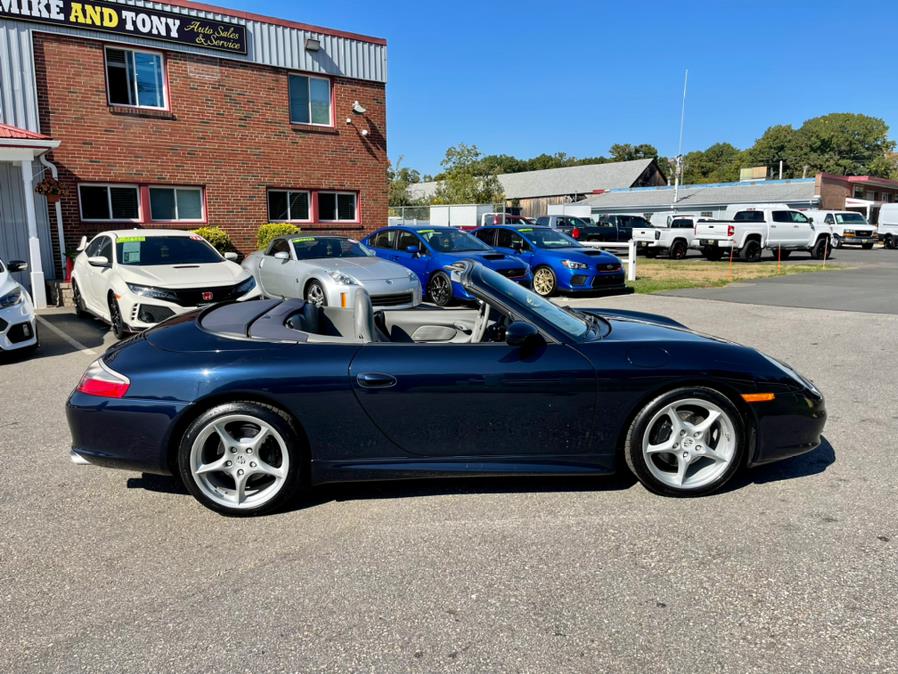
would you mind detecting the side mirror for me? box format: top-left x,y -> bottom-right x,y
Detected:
7,260 -> 28,272
77,235 -> 88,252
505,321 -> 543,348
274,251 -> 290,261
405,245 -> 419,254
88,255 -> 109,267
223,252 -> 239,261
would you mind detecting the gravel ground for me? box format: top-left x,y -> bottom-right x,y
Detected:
1,296 -> 896,673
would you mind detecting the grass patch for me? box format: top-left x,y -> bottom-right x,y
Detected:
630,258 -> 846,294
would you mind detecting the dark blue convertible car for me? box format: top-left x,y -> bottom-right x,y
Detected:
67,261 -> 826,516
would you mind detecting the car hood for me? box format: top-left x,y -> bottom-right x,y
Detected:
308,256 -> 411,281
440,251 -> 524,269
119,261 -> 249,288
540,247 -> 620,263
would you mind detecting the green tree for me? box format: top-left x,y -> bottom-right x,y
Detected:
388,157 -> 423,206
682,143 -> 744,183
792,113 -> 896,177
746,124 -> 799,178
609,143 -> 660,162
432,144 -> 504,204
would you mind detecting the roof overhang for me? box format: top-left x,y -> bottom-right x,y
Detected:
0,138 -> 61,161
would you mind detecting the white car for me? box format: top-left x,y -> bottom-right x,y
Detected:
804,210 -> 877,249
0,257 -> 37,354
72,229 -> 259,338
242,235 -> 421,309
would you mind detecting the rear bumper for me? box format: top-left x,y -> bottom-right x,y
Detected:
67,392 -> 190,474
691,239 -> 735,249
749,390 -> 827,467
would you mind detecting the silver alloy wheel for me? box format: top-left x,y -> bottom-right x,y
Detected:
641,398 -> 737,490
189,413 -> 290,510
831,235 -> 841,249
533,267 -> 555,296
306,282 -> 326,306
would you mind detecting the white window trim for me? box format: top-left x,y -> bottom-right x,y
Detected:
148,185 -> 205,223
104,46 -> 168,111
317,190 -> 358,223
268,189 -> 312,223
78,183 -> 142,223
288,74 -> 333,127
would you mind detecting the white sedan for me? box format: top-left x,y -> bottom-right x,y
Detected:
0,257 -> 37,354
72,229 -> 259,338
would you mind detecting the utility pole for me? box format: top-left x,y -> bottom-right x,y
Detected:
779,160 -> 783,180
673,69 -> 688,207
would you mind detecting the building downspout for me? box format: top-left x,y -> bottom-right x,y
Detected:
38,153 -> 66,279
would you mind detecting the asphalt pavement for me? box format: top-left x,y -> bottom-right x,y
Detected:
2,292 -> 897,673
663,246 -> 898,314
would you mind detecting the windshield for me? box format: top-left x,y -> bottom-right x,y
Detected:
292,236 -> 373,259
835,212 -> 868,224
518,227 -> 580,248
472,264 -> 589,339
115,235 -> 222,266
418,228 -> 492,253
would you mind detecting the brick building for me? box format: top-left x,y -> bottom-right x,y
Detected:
0,0 -> 388,306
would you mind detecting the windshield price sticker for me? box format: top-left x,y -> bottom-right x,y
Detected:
117,236 -> 145,243
519,228 -> 533,232
418,229 -> 435,234
291,237 -> 316,244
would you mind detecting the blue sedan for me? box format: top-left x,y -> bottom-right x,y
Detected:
363,226 -> 531,305
473,225 -> 625,297
67,260 -> 827,516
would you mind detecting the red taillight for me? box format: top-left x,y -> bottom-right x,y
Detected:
571,227 -> 581,239
727,225 -> 735,237
76,359 -> 130,399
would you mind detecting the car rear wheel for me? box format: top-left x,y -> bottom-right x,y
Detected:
178,402 -> 301,516
624,387 -> 744,497
532,266 -> 557,297
428,271 -> 453,306
886,235 -> 897,250
305,280 -> 327,307
107,295 -> 128,340
669,240 -> 688,260
72,280 -> 89,318
740,239 -> 762,262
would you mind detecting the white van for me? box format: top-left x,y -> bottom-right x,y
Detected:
804,210 -> 877,249
879,203 -> 898,249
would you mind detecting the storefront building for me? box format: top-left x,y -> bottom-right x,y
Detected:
0,0 -> 388,305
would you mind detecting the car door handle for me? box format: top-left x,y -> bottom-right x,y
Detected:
356,372 -> 397,388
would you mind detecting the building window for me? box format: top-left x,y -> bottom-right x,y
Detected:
105,47 -> 166,109
78,184 -> 141,221
318,191 -> 358,222
268,190 -> 311,222
288,74 -> 332,126
149,187 -> 204,222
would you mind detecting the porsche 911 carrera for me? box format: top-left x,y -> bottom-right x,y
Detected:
67,261 -> 826,516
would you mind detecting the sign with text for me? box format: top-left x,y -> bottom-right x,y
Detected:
0,0 -> 248,54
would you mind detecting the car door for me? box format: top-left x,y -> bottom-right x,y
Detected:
258,239 -> 292,297
392,230 -> 431,284
494,228 -> 534,266
349,340 -> 597,458
366,229 -> 398,261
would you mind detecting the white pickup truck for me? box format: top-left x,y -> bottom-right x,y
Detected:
804,210 -> 877,249
632,215 -> 701,259
691,208 -> 832,261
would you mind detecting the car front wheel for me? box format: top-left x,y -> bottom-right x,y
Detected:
427,271 -> 453,306
178,402 -> 301,516
532,266 -> 557,297
624,387 -> 744,497
72,279 -> 89,318
107,295 -> 128,339
305,280 -> 327,307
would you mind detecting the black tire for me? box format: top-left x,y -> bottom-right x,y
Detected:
862,243 -> 875,250
427,270 -> 453,306
304,280 -> 327,307
886,236 -> 897,250
177,401 -> 303,516
71,279 -> 89,318
669,239 -> 688,260
740,239 -> 762,262
703,247 -> 723,261
532,265 -> 557,297
811,237 -> 832,260
624,387 -> 745,497
107,294 -> 128,340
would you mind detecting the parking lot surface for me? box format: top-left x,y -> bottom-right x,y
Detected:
664,247 -> 898,314
2,296 -> 897,673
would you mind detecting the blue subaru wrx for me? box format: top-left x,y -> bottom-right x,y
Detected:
363,226 -> 531,305
473,225 -> 626,297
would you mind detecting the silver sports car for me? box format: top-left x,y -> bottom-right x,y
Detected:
242,236 -> 422,309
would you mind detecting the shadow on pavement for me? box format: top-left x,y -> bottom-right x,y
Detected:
726,436 -> 836,492
2,311 -> 110,362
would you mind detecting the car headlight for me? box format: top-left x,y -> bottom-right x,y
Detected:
407,270 -> 417,282
843,229 -> 855,235
561,260 -> 589,270
125,283 -> 178,302
760,352 -> 819,395
0,287 -> 23,308
328,271 -> 358,286
235,276 -> 256,295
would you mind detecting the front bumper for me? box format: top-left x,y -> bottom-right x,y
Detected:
558,267 -> 626,293
67,391 -> 191,474
120,288 -> 260,331
0,296 -> 37,351
749,389 -> 827,467
840,236 -> 876,246
326,279 -> 422,310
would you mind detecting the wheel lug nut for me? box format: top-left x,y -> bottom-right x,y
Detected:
225,460 -> 232,467
247,448 -> 253,454
680,430 -> 686,436
250,462 -> 256,468
237,469 -> 244,476
230,447 -> 237,453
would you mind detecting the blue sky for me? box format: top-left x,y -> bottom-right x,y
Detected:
233,0 -> 898,175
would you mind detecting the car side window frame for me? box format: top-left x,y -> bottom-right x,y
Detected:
474,228 -> 496,246
96,236 -> 113,263
396,229 -> 423,253
268,238 -> 290,256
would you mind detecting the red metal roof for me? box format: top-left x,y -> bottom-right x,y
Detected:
0,124 -> 53,141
